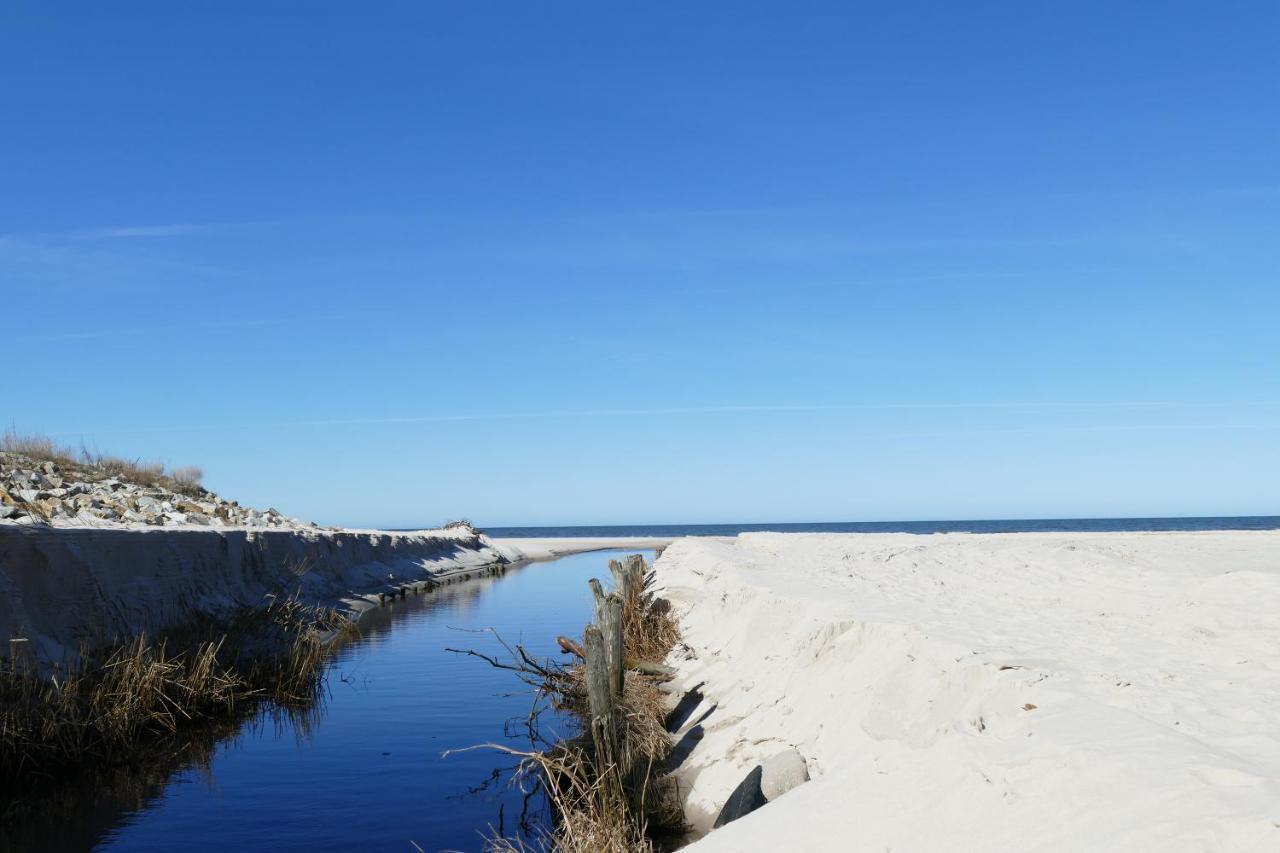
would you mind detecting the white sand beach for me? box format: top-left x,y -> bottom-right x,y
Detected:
494,536 -> 676,562
659,531 -> 1280,851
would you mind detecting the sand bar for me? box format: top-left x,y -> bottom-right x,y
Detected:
494,535 -> 678,562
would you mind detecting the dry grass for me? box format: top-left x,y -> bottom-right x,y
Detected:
483,554 -> 685,852
1,429 -> 205,495
170,465 -> 204,488
485,744 -> 656,853
621,586 -> 680,668
0,594 -> 351,807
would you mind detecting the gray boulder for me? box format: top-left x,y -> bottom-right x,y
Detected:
760,749 -> 809,801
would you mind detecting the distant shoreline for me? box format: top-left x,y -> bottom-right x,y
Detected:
474,514 -> 1280,539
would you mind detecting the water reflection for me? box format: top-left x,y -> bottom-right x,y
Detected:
3,550 -> 644,853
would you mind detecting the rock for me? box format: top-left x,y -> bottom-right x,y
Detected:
0,505 -> 18,519
0,448 -> 315,531
713,765 -> 768,829
136,497 -> 165,514
760,749 -> 809,801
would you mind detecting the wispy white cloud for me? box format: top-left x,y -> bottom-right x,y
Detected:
43,400 -> 1280,437
9,309 -> 390,343
0,219 -> 284,244
70,224 -> 210,239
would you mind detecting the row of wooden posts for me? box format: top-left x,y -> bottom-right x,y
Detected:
582,554 -> 649,791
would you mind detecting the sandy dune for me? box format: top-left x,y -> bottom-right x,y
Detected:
659,531 -> 1280,851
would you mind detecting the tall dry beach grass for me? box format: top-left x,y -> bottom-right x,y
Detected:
0,429 -> 204,496
483,554 -> 684,853
0,594 -> 352,818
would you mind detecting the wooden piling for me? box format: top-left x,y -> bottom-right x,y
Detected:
8,638 -> 31,673
606,593 -> 624,697
608,559 -> 626,592
583,624 -> 619,766
589,577 -> 607,624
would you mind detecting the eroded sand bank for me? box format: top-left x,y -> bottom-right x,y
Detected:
659,531 -> 1280,851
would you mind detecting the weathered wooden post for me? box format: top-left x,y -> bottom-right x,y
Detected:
8,638 -> 31,673
583,624 -> 619,766
606,593 -> 624,697
608,558 -> 626,590
589,578 -> 607,624
625,553 -> 645,581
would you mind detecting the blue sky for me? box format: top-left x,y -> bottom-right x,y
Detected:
3,2 -> 1278,527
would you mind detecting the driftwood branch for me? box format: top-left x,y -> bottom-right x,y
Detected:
557,635 -> 585,658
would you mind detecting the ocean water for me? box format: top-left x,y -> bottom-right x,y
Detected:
7,550 -> 652,853
486,516 -> 1280,539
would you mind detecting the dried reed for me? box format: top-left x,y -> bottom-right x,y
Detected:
480,553 -> 684,852
0,594 -> 351,813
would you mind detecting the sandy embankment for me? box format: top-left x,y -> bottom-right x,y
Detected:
493,535 -> 676,562
659,531 -> 1280,852
0,523 -> 676,665
0,524 -> 514,663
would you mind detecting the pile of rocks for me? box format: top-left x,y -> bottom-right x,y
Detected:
0,451 -> 320,530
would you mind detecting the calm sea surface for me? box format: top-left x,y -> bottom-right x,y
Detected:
9,550 -> 650,853
487,516 -> 1280,539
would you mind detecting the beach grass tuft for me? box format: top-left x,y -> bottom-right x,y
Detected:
0,594 -> 352,815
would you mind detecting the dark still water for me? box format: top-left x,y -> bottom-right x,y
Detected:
486,516 -> 1280,539
9,550 -> 647,853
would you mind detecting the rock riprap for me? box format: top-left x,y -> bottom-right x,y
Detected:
0,450 -> 320,530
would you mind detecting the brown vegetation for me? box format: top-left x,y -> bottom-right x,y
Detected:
1,429 -> 205,496
473,553 -> 684,853
0,594 -> 352,815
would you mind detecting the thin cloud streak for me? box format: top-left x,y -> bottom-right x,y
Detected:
10,309 -> 396,343
45,400 -> 1280,437
74,224 -> 209,239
